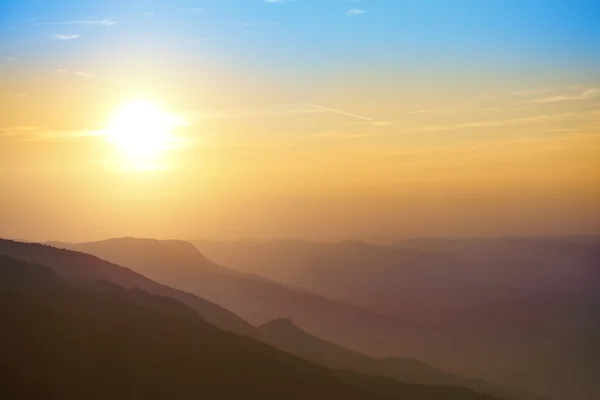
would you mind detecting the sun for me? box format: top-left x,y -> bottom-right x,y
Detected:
103,99 -> 183,169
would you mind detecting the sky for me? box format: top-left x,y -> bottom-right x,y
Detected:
1,0 -> 599,242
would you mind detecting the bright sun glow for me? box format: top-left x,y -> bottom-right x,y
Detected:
104,99 -> 183,170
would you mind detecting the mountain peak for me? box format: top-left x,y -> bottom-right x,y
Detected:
49,237 -> 218,268
260,318 -> 300,330
258,318 -> 314,339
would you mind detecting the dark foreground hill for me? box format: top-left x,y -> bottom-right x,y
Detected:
0,239 -> 254,337
0,255 -> 497,400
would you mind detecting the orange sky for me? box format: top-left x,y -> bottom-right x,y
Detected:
1,1 -> 599,241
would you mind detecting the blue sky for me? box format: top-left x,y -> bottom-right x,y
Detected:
1,0 -> 599,136
2,0 -> 599,76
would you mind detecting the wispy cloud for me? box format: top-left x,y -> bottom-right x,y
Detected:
369,121 -> 395,127
53,34 -> 81,40
57,69 -> 95,78
0,126 -> 98,142
3,90 -> 29,99
528,88 -> 599,103
190,103 -> 323,120
0,126 -> 40,138
299,101 -> 390,126
299,102 -> 374,122
294,131 -> 375,140
73,71 -> 95,78
345,9 -> 366,16
405,108 -> 447,115
422,110 -> 600,132
402,101 -> 478,116
32,18 -> 118,26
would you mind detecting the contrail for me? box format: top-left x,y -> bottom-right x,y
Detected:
298,101 -> 375,122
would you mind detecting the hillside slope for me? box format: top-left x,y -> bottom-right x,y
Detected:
0,255 -> 497,400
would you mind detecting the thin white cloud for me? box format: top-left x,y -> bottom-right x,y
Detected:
0,126 -> 98,142
73,71 -> 95,78
57,69 -> 95,78
3,90 -> 29,99
0,126 -> 40,137
299,101 -> 390,127
403,102 -> 475,115
299,102 -> 374,122
295,131 -> 374,140
346,9 -> 366,16
53,34 -> 81,40
370,121 -> 394,127
405,108 -> 445,115
32,18 -> 118,26
528,88 -> 599,103
190,104 -> 323,120
422,110 -> 600,132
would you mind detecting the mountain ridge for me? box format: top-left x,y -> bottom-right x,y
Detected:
0,238 -> 552,400
0,239 -> 254,337
257,318 -> 546,400
1,253 -> 501,400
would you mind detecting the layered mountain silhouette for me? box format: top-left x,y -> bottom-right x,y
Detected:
49,238 -> 515,386
196,238 -> 600,317
0,239 -> 254,336
195,239 -> 485,317
195,238 -> 600,400
1,254 -> 500,400
402,237 -> 600,400
0,239 -> 541,400
45,238 -> 440,360
401,237 -> 600,280
0,239 -> 538,400
12,236 -> 596,399
257,318 -> 545,400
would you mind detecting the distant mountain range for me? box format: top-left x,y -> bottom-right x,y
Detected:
195,237 -> 600,400
1,254 -> 500,400
257,318 -> 544,400
0,238 -> 539,400
46,238 -> 437,360
196,237 -> 600,317
7,236 -> 599,399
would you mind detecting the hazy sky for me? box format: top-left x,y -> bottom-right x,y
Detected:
1,0 -> 599,242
